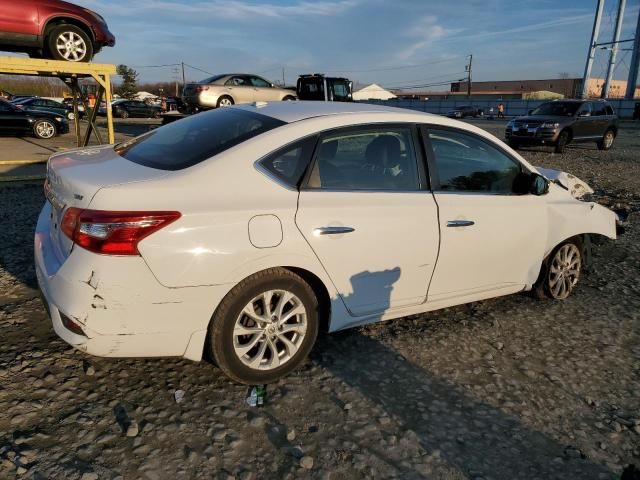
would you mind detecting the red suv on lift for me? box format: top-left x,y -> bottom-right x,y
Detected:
0,0 -> 115,62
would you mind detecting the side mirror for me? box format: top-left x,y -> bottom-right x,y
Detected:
530,173 -> 549,196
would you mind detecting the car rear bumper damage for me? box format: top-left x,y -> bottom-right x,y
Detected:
34,202 -> 226,361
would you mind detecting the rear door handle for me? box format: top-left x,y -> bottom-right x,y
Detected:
447,220 -> 474,227
314,226 -> 355,235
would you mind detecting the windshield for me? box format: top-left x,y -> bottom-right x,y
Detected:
199,74 -> 226,84
531,102 -> 580,116
115,108 -> 285,170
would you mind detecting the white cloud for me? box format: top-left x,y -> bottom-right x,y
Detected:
81,0 -> 357,20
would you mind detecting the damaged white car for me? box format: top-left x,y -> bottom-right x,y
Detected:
35,102 -> 619,384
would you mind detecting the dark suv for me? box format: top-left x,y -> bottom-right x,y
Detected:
505,99 -> 618,153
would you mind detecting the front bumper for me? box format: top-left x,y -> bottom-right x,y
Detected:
505,126 -> 560,144
34,202 -> 223,361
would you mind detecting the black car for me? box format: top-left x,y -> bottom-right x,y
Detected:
106,100 -> 162,119
0,99 -> 69,139
446,105 -> 483,118
505,99 -> 618,153
13,97 -> 75,119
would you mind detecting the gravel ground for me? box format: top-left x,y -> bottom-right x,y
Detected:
0,124 -> 639,480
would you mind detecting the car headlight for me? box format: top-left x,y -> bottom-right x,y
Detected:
541,122 -> 560,129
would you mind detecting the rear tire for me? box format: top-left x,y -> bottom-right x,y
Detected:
554,130 -> 570,154
119,110 -> 129,119
152,110 -> 161,119
208,268 -> 319,384
33,119 -> 57,139
216,96 -> 234,108
283,96 -> 296,101
46,24 -> 93,62
597,129 -> 615,150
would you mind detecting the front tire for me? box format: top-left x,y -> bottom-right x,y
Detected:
33,119 -> 57,139
216,96 -> 234,108
597,129 -> 615,150
508,139 -> 520,150
532,239 -> 582,300
554,130 -> 570,154
209,268 -> 319,384
283,95 -> 296,101
119,109 -> 129,119
46,24 -> 93,62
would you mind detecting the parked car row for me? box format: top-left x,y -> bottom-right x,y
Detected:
0,98 -> 68,139
182,73 -> 353,112
98,99 -> 162,119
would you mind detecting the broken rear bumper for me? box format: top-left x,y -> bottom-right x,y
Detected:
34,202 -> 225,361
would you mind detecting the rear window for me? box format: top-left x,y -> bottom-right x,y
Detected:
115,108 -> 285,171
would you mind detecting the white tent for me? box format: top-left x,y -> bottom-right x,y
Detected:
353,83 -> 396,101
135,91 -> 158,101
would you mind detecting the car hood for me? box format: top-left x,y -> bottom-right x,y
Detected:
514,115 -> 572,123
536,167 -> 594,199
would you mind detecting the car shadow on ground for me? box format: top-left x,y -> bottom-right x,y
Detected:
311,269 -> 614,479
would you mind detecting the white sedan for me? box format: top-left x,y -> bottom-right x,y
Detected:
35,102 -> 617,384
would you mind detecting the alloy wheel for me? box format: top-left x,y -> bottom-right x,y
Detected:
35,121 -> 56,139
548,244 -> 581,300
56,31 -> 87,61
604,131 -> 614,148
219,98 -> 233,107
233,290 -> 307,370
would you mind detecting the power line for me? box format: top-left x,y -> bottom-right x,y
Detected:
130,63 -> 181,69
183,63 -> 216,76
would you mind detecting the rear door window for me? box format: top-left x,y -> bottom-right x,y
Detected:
591,102 -> 607,116
305,126 -> 421,191
116,108 -> 285,170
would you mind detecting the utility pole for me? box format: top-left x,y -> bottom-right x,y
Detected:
282,67 -> 285,86
181,62 -> 186,91
581,0 -> 605,98
466,54 -> 473,98
172,67 -> 179,96
602,0 -> 626,98
625,6 -> 640,98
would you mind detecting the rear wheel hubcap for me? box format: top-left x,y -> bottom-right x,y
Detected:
233,289 -> 307,371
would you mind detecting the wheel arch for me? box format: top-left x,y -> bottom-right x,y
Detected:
283,266 -> 332,333
43,16 -> 95,43
559,127 -> 573,142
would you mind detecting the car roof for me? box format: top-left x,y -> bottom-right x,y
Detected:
234,101 -> 432,123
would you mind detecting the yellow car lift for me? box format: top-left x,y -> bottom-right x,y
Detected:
0,56 -> 116,146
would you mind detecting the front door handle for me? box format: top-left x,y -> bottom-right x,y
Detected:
447,220 -> 474,227
314,226 -> 355,236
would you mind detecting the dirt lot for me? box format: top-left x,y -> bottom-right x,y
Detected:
0,120 -> 638,480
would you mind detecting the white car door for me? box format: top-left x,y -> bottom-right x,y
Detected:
295,125 -> 440,317
422,126 -> 547,304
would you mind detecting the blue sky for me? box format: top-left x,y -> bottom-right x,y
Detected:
76,0 -> 640,88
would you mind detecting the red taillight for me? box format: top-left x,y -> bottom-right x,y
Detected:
61,209 -> 181,256
195,85 -> 209,92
